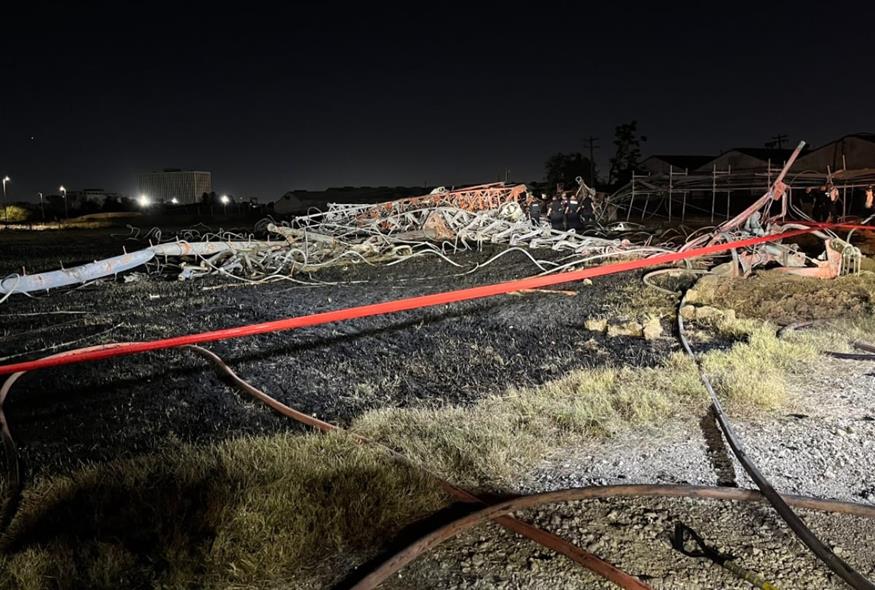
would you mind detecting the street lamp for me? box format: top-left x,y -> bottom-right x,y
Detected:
59,185 -> 68,218
170,197 -> 179,205
2,176 -> 10,223
220,194 -> 229,215
138,194 -> 151,208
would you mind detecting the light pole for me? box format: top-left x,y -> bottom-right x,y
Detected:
38,192 -> 45,220
59,185 -> 68,218
2,176 -> 10,223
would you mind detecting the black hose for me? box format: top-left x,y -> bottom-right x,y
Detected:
677,292 -> 875,590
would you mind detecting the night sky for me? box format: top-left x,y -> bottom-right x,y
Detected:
1,1 -> 873,202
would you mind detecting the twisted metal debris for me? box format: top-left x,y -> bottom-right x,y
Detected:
0,159 -> 865,297
0,183 -> 668,295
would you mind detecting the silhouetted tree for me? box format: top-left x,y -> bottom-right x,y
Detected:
544,152 -> 596,192
102,195 -> 120,211
609,121 -> 647,186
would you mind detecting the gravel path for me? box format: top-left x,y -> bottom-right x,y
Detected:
380,349 -> 875,589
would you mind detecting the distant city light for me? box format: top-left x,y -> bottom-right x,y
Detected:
138,194 -> 151,207
170,197 -> 179,204
220,195 -> 230,204
58,185 -> 68,217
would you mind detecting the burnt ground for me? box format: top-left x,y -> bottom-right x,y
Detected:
0,228 -> 675,479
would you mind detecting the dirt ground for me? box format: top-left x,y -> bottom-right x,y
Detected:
0,228 -> 672,478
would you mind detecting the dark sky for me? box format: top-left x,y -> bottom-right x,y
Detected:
1,1 -> 873,201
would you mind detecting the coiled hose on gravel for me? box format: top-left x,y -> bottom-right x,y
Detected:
677,291 -> 875,590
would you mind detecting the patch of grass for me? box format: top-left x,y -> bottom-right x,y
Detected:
606,274 -> 679,321
775,314 -> 875,355
352,321 -> 806,487
703,271 -> 875,324
704,317 -> 817,410
0,433 -> 445,590
352,359 -> 708,487
0,311 -> 820,588
696,270 -> 875,356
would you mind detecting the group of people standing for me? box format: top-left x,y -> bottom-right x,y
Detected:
807,184 -> 875,222
525,191 -> 596,231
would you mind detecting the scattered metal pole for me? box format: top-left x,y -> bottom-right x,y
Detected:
627,173 -> 635,221
711,165 -> 717,223
725,165 -> 732,220
843,185 -> 848,219
841,154 -> 848,218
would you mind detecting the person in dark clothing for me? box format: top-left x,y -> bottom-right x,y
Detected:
547,196 -> 564,230
828,186 -> 841,221
565,197 -> 582,231
528,196 -> 542,226
812,187 -> 830,222
579,194 -> 595,224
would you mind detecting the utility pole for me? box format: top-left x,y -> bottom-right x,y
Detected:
584,136 -> 599,186
767,134 -> 788,149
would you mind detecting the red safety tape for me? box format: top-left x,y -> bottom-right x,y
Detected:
1,223 -> 871,376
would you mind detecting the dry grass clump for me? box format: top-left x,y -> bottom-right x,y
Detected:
768,313 -> 875,355
0,433 -> 445,590
704,317 -> 817,410
697,269 -> 875,357
704,271 -> 875,324
352,360 -> 706,487
606,274 -> 679,320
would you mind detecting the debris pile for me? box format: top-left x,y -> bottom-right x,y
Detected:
0,143 -> 870,297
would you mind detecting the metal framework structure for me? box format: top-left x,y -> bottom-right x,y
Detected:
609,163 -> 875,224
